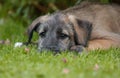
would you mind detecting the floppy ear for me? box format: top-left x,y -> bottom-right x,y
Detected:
26,15 -> 49,44
68,15 -> 92,47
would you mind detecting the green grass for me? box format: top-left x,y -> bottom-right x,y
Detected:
0,18 -> 120,78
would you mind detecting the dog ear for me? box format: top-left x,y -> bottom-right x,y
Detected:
68,15 -> 92,47
26,15 -> 49,44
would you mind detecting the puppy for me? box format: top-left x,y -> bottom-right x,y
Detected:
26,2 -> 120,52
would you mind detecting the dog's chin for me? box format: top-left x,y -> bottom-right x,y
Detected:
38,48 -> 60,53
37,47 -> 67,53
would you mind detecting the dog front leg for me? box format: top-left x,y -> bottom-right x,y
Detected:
87,39 -> 120,51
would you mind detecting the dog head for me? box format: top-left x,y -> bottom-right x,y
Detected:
27,13 -> 92,52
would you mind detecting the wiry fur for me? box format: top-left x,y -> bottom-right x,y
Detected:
26,2 -> 120,52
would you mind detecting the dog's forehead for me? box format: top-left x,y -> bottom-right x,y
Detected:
38,13 -> 74,35
47,13 -> 68,26
42,13 -> 71,28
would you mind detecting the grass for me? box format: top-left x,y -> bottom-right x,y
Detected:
0,18 -> 120,78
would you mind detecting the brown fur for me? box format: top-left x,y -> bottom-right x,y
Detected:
62,2 -> 120,50
27,2 -> 120,52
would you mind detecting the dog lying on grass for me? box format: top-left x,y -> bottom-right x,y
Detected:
26,2 -> 120,53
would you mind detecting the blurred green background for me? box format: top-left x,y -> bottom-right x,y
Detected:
0,0 -> 120,25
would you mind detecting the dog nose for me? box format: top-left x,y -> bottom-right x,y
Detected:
46,46 -> 60,52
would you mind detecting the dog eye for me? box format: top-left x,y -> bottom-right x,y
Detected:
59,33 -> 69,39
39,32 -> 46,37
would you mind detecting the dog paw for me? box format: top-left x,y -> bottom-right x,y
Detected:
70,45 -> 86,53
